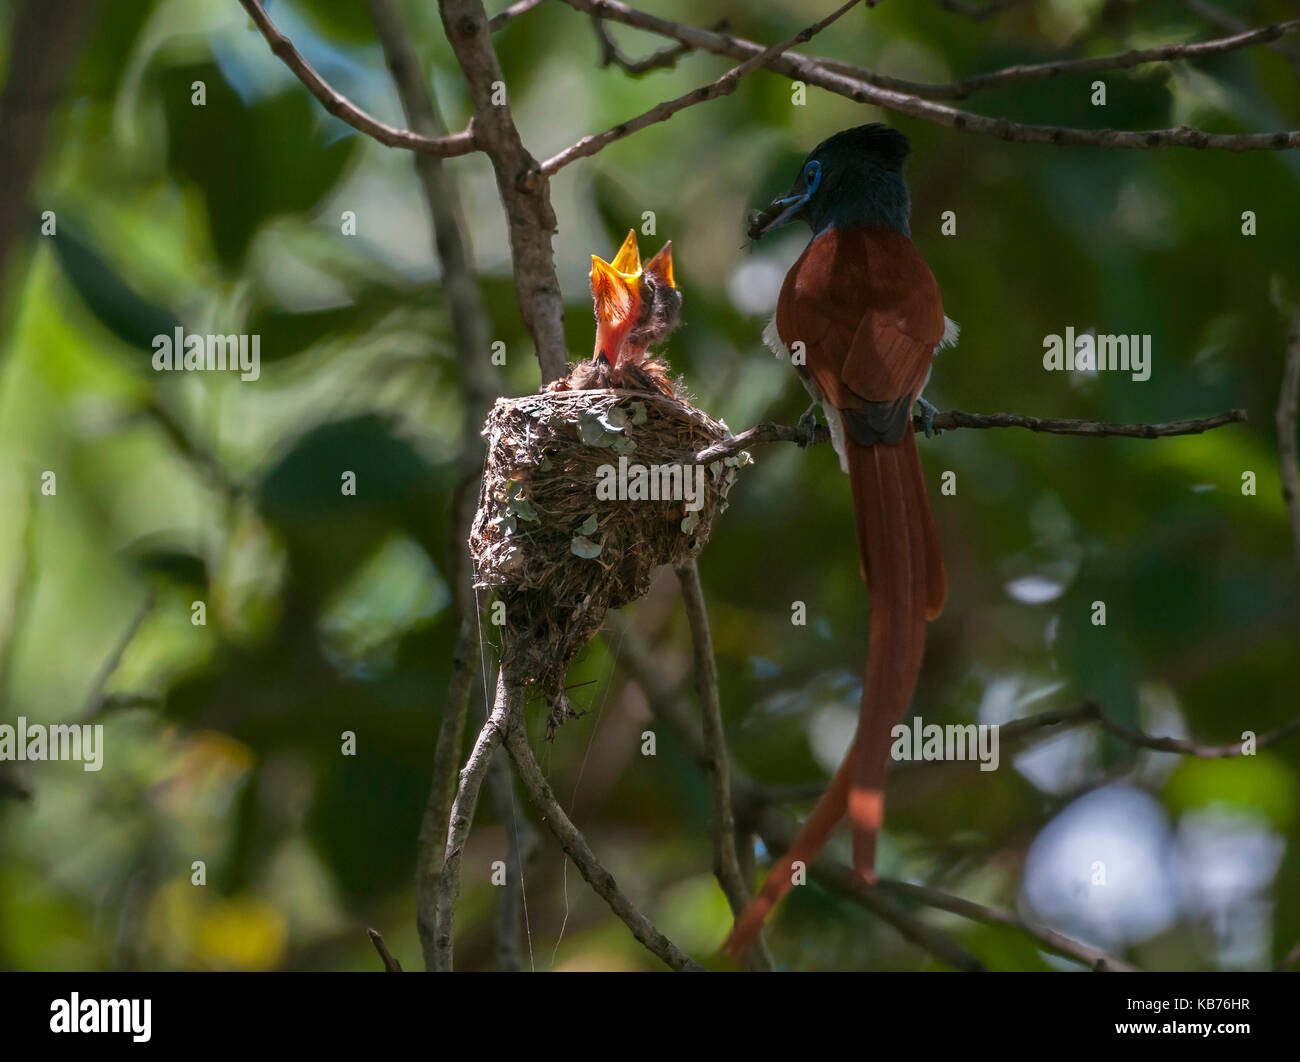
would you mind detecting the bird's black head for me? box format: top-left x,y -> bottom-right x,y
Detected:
747,124 -> 912,240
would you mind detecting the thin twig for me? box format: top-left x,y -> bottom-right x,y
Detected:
1187,0 -> 1300,78
486,747 -> 538,970
433,667 -> 517,971
367,928 -> 404,972
488,0 -> 547,31
84,591 -> 156,720
675,559 -> 774,971
561,0 -> 1300,151
238,0 -> 477,157
605,617 -> 982,970
815,18 -> 1300,101
417,610 -> 479,968
876,877 -> 1139,971
893,699 -> 1300,773
504,722 -> 706,971
590,14 -> 727,76
1277,312 -> 1300,568
540,0 -> 866,176
694,407 -> 1246,464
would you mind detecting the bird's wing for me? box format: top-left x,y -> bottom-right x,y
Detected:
777,227 -> 945,442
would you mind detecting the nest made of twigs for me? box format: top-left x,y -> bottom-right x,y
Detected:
470,384 -> 747,735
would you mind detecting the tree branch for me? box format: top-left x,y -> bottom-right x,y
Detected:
433,667 -> 517,971
238,0 -> 477,157
365,0 -> 503,971
486,746 -> 538,970
990,698 -> 1300,760
503,720 -> 706,971
1187,0 -> 1300,79
1277,312 -> 1300,569
366,928 -> 404,972
604,616 -> 983,970
694,407 -> 1246,464
675,559 -> 774,971
439,0 -> 570,382
560,0 -> 1300,151
875,876 -> 1138,971
488,0 -> 547,31
589,14 -> 715,75
540,0 -> 866,176
815,18 -> 1300,101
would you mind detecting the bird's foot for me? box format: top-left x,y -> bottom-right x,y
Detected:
797,403 -> 819,447
915,395 -> 941,438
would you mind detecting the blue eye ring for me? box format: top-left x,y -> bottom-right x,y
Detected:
804,160 -> 822,193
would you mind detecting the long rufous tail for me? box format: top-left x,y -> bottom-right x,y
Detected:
723,421 -> 943,957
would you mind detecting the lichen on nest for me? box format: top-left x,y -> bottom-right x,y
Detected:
469,382 -> 749,737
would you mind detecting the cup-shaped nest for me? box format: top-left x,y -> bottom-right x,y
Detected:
470,387 -> 748,734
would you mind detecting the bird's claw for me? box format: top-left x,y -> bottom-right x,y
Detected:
797,404 -> 819,447
915,396 -> 941,438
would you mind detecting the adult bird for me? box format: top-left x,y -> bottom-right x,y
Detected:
725,124 -> 958,956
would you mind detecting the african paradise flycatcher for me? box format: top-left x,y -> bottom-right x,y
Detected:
725,124 -> 958,956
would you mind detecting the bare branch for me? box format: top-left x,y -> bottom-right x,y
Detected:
561,0 -> 1300,151
1277,312 -> 1300,568
84,591 -> 156,720
433,668 -> 517,970
238,0 -> 477,157
605,617 -> 983,970
366,0 -> 502,971
675,559 -> 774,971
816,18 -> 1300,101
438,0 -> 570,382
1187,0 -> 1300,78
486,747 -> 538,970
966,699 -> 1300,762
503,721 -> 706,971
366,928 -> 404,972
875,877 -> 1139,971
540,0 -> 866,176
488,0 -> 547,31
417,609 -> 479,969
590,13 -> 706,75
694,407 -> 1246,464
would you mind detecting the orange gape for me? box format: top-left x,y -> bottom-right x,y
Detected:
724,226 -> 947,957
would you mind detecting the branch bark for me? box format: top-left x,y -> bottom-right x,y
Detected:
504,720 -> 706,971
438,0 -> 570,382
814,18 -> 1300,101
694,407 -> 1246,464
239,0 -> 477,157
432,667 -> 518,970
675,559 -> 774,971
539,0 -> 865,176
365,0 -> 503,972
560,0 -> 1300,152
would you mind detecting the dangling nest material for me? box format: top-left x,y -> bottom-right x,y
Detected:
470,384 -> 748,737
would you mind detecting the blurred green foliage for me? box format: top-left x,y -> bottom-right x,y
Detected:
0,0 -> 1297,971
